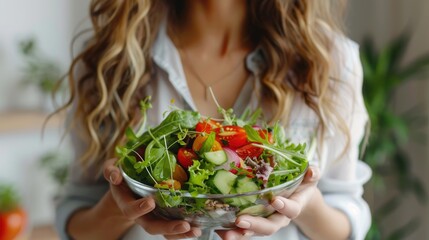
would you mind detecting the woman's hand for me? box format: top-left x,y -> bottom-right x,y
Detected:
217,166 -> 320,240
103,158 -> 202,239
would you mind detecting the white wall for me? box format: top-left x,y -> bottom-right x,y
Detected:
0,0 -> 90,111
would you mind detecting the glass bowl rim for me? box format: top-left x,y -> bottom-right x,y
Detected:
120,163 -> 309,199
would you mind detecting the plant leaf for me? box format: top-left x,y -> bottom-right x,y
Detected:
398,54 -> 429,80
386,218 -> 420,240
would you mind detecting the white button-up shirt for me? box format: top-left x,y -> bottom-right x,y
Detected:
56,21 -> 372,240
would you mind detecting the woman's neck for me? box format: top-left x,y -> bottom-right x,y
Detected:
172,0 -> 249,56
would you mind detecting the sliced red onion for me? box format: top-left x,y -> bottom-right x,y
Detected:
224,148 -> 241,165
215,148 -> 242,171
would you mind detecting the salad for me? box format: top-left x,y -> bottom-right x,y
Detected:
117,98 -> 309,214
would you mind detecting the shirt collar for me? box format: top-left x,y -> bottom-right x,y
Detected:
151,20 -> 198,110
151,19 -> 265,110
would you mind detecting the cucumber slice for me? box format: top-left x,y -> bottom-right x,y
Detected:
225,189 -> 247,207
212,170 -> 237,194
238,204 -> 273,217
235,177 -> 259,203
225,177 -> 260,207
204,150 -> 227,165
236,177 -> 259,193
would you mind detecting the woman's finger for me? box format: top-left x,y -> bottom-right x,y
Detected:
234,213 -> 290,236
216,229 -> 254,240
112,193 -> 155,220
103,157 -> 156,220
302,166 -> 320,184
271,172 -> 318,217
103,158 -> 123,185
271,196 -> 302,219
164,227 -> 202,239
136,214 -> 193,235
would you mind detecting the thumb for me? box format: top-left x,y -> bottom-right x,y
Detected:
302,166 -> 320,184
103,158 -> 123,185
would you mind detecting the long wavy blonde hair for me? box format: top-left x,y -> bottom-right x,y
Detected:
57,0 -> 348,169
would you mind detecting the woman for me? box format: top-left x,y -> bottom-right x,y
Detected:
56,0 -> 371,239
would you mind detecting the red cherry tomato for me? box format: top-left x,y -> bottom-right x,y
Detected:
0,208 -> 26,240
235,144 -> 263,159
177,148 -> 198,169
215,126 -> 248,149
195,119 -> 221,133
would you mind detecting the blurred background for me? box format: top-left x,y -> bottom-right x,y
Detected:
0,0 -> 428,239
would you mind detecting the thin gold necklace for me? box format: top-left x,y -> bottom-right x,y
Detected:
178,47 -> 248,100
169,23 -> 250,100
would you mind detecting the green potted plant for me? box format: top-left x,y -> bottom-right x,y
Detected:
360,33 -> 429,239
39,151 -> 69,188
19,38 -> 64,112
0,184 -> 27,240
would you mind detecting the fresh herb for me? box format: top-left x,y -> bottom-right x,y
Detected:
137,110 -> 200,147
136,96 -> 153,137
244,125 -> 271,145
188,160 -> 215,188
0,185 -> 20,213
237,108 -> 263,127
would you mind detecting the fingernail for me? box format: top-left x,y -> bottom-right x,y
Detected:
190,229 -> 202,237
173,223 -> 190,232
139,199 -> 155,212
109,171 -> 119,184
243,230 -> 254,237
139,199 -> 146,208
272,199 -> 285,210
237,220 -> 251,229
308,168 -> 314,178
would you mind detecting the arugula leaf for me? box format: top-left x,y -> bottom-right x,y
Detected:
272,122 -> 286,146
237,108 -> 262,126
244,125 -> 270,145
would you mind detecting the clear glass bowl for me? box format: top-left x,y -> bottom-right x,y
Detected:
121,165 -> 308,230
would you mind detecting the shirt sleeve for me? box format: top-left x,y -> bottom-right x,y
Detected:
55,181 -> 109,240
55,121 -> 109,240
316,36 -> 372,240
